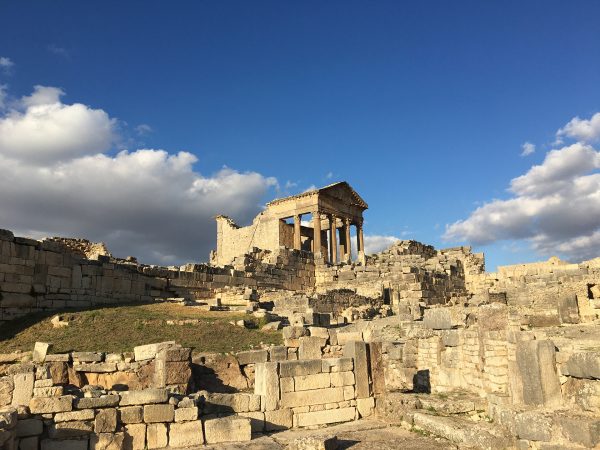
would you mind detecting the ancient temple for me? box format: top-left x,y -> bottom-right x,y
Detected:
212,181 -> 368,266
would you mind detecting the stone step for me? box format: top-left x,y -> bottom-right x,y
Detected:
409,412 -> 515,450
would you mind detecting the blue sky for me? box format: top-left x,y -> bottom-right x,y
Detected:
1,1 -> 599,270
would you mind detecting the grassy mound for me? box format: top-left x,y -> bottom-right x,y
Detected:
0,303 -> 281,354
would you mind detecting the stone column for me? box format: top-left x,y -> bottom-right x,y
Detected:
344,218 -> 352,263
313,211 -> 322,258
329,214 -> 337,264
357,219 -> 365,264
293,214 -> 302,250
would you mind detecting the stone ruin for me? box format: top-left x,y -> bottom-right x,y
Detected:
0,181 -> 599,449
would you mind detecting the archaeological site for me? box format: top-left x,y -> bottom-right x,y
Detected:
0,181 -> 599,449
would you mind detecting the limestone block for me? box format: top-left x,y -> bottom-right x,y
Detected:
203,416 -> 251,444
269,346 -> 288,362
157,347 -> 190,362
299,337 -> 326,360
73,363 -> 117,373
33,386 -> 63,397
90,432 -> 125,450
41,439 -> 88,450
279,360 -> 322,378
514,340 -> 562,407
336,332 -> 363,346
134,342 -> 176,361
95,408 -> 117,433
204,393 -> 249,414
557,415 -> 600,448
124,423 -> 146,450
515,411 -> 552,441
308,327 -> 330,340
76,395 -> 119,409
264,408 -> 293,431
32,343 -> 51,363
29,395 -> 73,414
321,357 -> 353,373
356,397 -> 375,418
154,360 -> 190,387
294,373 -> 330,391
168,421 -> 204,448
146,423 -> 168,449
143,404 -> 174,423
15,419 -> 43,437
562,352 -> 600,379
281,387 -> 344,408
11,373 -> 34,407
368,341 -> 385,396
119,406 -> 143,424
55,409 -> 95,422
343,341 -> 370,399
174,407 -> 197,422
423,308 -> 460,330
330,371 -> 355,387
557,294 -> 579,324
441,330 -> 460,347
49,420 -> 93,438
282,326 -> 307,340
71,352 -> 103,362
287,436 -> 338,450
119,389 -> 168,406
235,350 -> 268,366
254,362 -> 279,411
295,406 -> 356,427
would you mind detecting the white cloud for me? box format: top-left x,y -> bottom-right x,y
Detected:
0,85 -> 278,264
520,141 -> 535,156
135,123 -> 153,135
364,235 -> 399,254
557,112 -> 600,143
0,57 -> 14,72
0,85 -> 117,164
444,116 -> 600,262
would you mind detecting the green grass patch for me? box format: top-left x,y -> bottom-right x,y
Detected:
0,303 -> 282,354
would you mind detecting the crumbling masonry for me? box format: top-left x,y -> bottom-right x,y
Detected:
1,181 -> 600,449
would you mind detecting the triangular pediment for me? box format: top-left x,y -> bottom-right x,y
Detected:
319,182 -> 368,209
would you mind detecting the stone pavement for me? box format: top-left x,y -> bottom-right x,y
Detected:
200,419 -> 456,449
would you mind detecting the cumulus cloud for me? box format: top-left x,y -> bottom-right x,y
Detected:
520,142 -> 535,156
0,86 -> 117,164
0,86 -> 277,264
557,112 -> 600,143
444,113 -> 600,262
364,235 -> 399,254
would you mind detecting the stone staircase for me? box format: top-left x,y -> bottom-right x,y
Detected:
377,391 -> 516,449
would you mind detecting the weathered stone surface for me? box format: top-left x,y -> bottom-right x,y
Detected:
265,408 -> 293,431
168,420 -> 204,448
330,371 -> 354,387
146,423 -> 168,449
343,341 -> 369,399
32,342 -> 51,363
119,389 -> 168,406
123,423 -> 146,450
287,435 -> 339,450
281,387 -> 344,408
48,420 -> 93,438
423,308 -> 456,330
119,406 -> 143,424
235,350 -> 268,366
29,395 -> 73,414
557,294 -> 579,324
298,336 -> 326,360
562,352 -> 600,380
143,404 -> 174,423
174,407 -> 197,422
11,373 -> 34,407
134,342 -> 175,362
269,346 -> 288,362
55,410 -> 95,422
296,407 -> 356,427
280,360 -> 322,378
76,395 -> 119,409
557,415 -> 600,448
95,408 -> 117,433
72,352 -> 103,363
254,362 -> 279,411
515,411 -> 552,441
73,363 -> 117,373
514,340 -> 561,407
356,397 -> 375,417
203,416 -> 251,444
203,393 -> 250,414
90,432 -> 125,450
294,373 -> 330,391
239,411 -> 265,433
322,358 -> 353,373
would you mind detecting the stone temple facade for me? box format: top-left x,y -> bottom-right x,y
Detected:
212,181 -> 368,266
